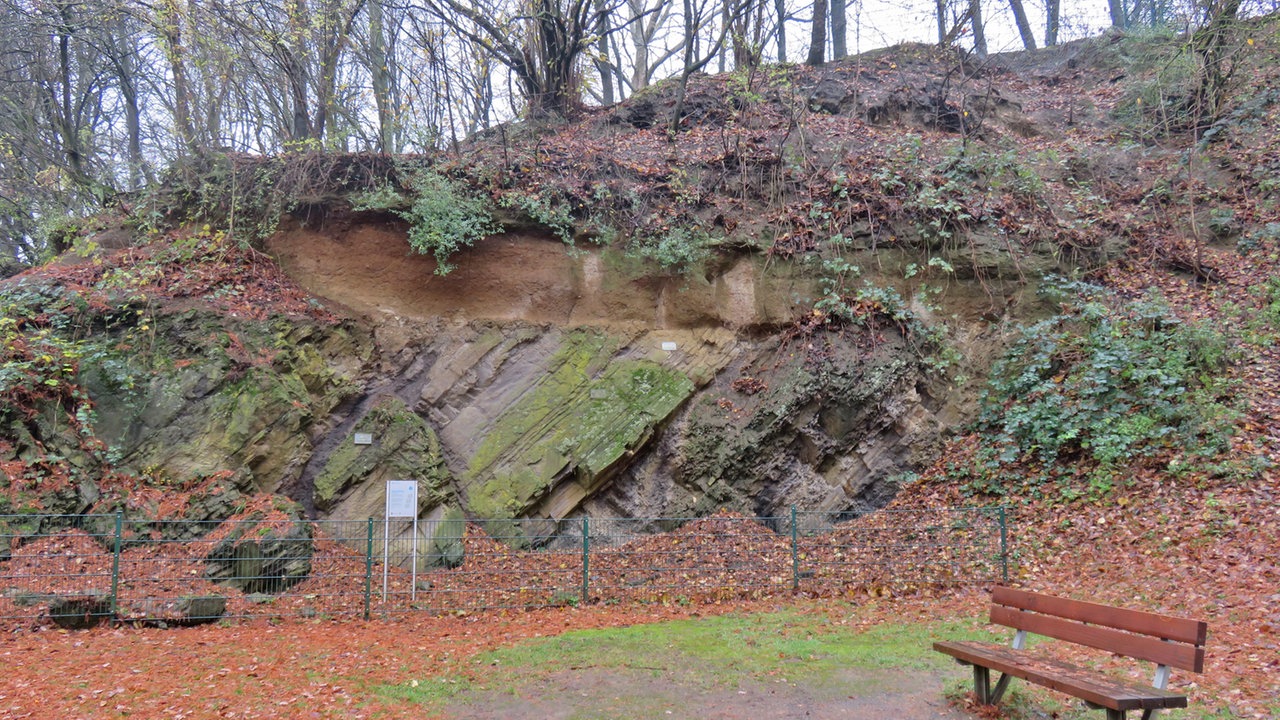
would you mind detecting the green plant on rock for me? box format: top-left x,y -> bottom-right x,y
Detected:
970,279 -> 1240,494
808,242 -> 956,372
358,170 -> 498,275
499,187 -> 576,243
627,226 -> 714,273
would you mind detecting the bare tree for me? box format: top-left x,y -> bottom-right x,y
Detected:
417,0 -> 625,118
969,0 -> 987,57
625,0 -> 681,92
366,0 -> 397,151
1045,0 -> 1060,45
670,0 -> 749,130
830,0 -> 845,58
807,0 -> 827,65
1008,0 -> 1037,50
774,0 -> 786,61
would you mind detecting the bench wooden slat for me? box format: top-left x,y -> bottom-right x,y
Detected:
993,587 -> 1208,646
934,640 -> 1190,711
990,605 -> 1206,672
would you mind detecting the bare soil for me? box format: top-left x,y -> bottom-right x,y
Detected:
265,221 -> 811,330
443,666 -> 972,719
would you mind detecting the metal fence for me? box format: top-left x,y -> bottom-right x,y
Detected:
0,506 -> 1008,627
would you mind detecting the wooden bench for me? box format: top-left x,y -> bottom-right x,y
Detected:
934,587 -> 1208,720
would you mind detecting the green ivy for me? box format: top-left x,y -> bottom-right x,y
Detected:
969,279 -> 1239,494
498,188 -> 576,243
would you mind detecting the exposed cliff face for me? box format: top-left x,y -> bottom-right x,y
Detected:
4,32 -> 1139,535
254,220 -> 1026,528
0,213 -> 1022,539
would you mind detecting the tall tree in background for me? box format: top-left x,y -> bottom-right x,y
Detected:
1008,0 -> 1037,50
726,0 -> 767,69
1108,0 -> 1126,27
807,0 -> 826,65
1045,0 -> 1060,45
624,0 -> 681,92
773,0 -> 786,61
215,0 -> 365,146
594,0 -> 615,103
0,0 -> 133,264
830,0 -> 845,58
670,0 -> 748,129
365,0 -> 398,151
969,0 -> 987,57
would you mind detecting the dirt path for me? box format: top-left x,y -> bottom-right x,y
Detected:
443,665 -> 972,719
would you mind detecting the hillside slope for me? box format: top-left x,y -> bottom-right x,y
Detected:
1,16 -> 1279,713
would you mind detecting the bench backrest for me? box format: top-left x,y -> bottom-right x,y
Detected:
990,586 -> 1207,672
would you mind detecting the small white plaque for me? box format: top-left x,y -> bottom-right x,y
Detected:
354,433 -> 373,445
661,342 -> 678,352
385,480 -> 418,518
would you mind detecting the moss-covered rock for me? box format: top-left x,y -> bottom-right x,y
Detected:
668,325 -> 932,518
312,395 -> 451,513
461,330 -> 694,519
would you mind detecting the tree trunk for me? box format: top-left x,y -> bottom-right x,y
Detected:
936,0 -> 947,44
595,0 -> 614,104
807,0 -> 827,66
969,0 -> 987,58
775,0 -> 787,61
157,4 -> 196,154
630,0 -> 651,89
1008,0 -> 1037,50
1108,0 -> 1126,28
1045,0 -> 1060,46
831,0 -> 846,59
368,0 -> 395,151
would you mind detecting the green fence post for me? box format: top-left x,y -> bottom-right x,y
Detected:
581,516 -> 590,605
365,518 -> 374,620
110,511 -> 122,619
997,506 -> 1009,585
790,506 -> 799,591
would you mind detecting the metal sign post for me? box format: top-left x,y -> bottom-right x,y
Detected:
382,480 -> 419,603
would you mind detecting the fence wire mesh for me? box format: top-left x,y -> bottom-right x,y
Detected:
0,507 -> 1007,627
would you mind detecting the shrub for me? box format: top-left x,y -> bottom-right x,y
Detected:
970,279 -> 1239,493
627,226 -> 713,272
357,171 -> 498,275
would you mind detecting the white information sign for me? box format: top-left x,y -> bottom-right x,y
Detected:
353,432 -> 373,445
385,480 -> 418,518
383,480 -> 420,601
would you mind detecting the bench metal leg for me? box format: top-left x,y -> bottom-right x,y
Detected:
1106,710 -> 1126,720
989,672 -> 1013,704
972,665 -> 990,703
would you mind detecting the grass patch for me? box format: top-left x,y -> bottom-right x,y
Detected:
376,608 -> 999,713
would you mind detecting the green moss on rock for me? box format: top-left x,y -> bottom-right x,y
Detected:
313,395 -> 450,511
464,330 -> 693,518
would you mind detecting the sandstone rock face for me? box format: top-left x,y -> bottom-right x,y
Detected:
6,220 -> 1032,552
260,224 -> 1010,529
